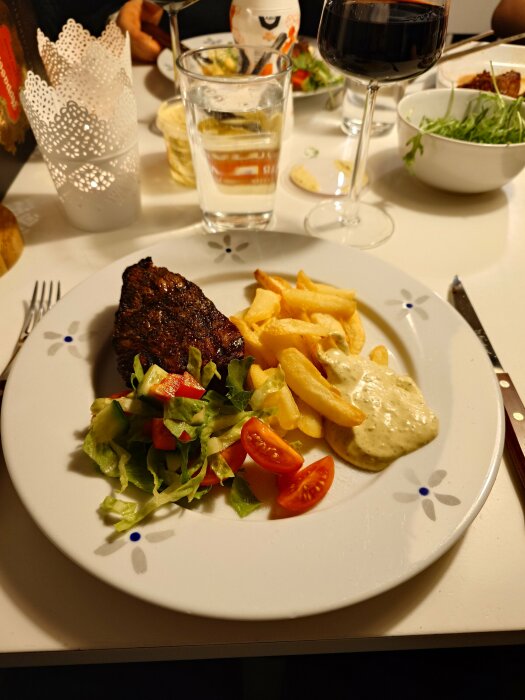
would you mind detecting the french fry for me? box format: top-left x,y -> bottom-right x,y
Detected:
244,288 -> 281,326
274,381 -> 300,432
254,268 -> 291,294
248,363 -> 268,390
369,344 -> 389,366
278,348 -> 366,428
297,310 -> 326,370
262,318 -> 330,338
342,310 -> 366,355
310,312 -> 350,353
258,318 -> 327,365
294,394 -> 324,439
253,268 -> 297,317
296,269 -> 356,300
258,329 -> 311,367
230,316 -> 272,368
282,288 -> 357,318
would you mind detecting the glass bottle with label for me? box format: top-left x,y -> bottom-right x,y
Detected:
0,0 -> 44,198
230,0 -> 299,138
230,0 -> 300,51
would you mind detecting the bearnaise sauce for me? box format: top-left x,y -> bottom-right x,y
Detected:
319,348 -> 439,471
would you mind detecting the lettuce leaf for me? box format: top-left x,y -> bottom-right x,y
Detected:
164,396 -> 206,422
130,354 -> 145,390
186,346 -> 202,382
229,475 -> 260,518
100,460 -> 209,532
226,356 -> 254,410
88,352 -> 270,532
83,431 -> 118,477
250,368 -> 286,409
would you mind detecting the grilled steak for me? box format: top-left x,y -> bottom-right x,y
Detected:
113,257 -> 244,385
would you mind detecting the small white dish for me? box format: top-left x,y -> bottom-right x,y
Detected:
397,88 -> 525,193
436,42 -> 525,91
289,157 -> 360,195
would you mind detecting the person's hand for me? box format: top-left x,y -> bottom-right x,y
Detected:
492,0 -> 525,38
117,0 -> 165,62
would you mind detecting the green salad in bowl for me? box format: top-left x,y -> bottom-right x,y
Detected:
397,87 -> 525,193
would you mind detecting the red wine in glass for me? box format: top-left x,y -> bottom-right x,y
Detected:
305,0 -> 450,248
319,1 -> 448,82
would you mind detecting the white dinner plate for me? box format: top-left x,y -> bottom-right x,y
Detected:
1,231 -> 504,620
157,32 -> 343,98
437,42 -> 525,91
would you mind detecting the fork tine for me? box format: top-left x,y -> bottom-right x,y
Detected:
19,281 -> 39,340
46,281 -> 54,313
1,281 -> 62,385
37,281 -> 47,324
29,280 -> 39,309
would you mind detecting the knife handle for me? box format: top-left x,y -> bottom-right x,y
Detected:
499,372 -> 525,491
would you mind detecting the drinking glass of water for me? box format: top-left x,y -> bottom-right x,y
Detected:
177,45 -> 291,234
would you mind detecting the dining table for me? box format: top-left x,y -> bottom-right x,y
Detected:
1,56 -> 525,669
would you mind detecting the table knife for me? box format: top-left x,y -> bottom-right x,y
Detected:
451,275 -> 525,490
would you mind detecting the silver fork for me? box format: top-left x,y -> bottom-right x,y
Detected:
0,281 -> 61,402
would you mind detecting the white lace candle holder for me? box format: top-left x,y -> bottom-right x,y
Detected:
21,20 -> 141,232
37,20 -> 133,121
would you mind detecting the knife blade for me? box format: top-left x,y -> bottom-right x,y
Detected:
451,275 -> 525,491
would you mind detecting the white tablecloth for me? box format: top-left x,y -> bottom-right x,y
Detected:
1,65 -> 525,666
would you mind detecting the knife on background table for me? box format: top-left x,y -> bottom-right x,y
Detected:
451,276 -> 525,491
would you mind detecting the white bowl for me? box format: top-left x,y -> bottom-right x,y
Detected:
436,42 -> 525,91
397,88 -> 525,193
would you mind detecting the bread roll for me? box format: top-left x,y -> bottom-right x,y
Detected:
0,204 -> 24,275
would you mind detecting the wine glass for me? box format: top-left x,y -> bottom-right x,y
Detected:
152,1 -> 201,88
305,0 -> 450,248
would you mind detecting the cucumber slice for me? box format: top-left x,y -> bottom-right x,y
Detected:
136,364 -> 168,399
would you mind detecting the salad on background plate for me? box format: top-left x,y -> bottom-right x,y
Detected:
156,32 -> 343,98
290,37 -> 343,96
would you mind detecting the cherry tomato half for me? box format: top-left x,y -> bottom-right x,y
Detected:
277,455 -> 335,514
240,417 -> 304,475
201,441 -> 247,486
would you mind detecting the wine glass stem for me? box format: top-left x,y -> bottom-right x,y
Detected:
169,9 -> 182,91
347,81 -> 379,221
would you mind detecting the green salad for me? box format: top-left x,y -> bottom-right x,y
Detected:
82,348 -> 285,532
291,40 -> 343,93
403,89 -> 525,167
